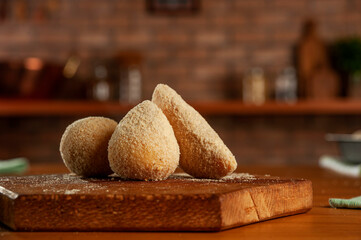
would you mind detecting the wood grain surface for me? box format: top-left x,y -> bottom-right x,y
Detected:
0,172 -> 312,231
1,165 -> 360,239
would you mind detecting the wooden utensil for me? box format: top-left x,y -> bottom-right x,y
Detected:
296,19 -> 340,98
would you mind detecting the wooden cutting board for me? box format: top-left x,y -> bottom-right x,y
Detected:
0,172 -> 312,231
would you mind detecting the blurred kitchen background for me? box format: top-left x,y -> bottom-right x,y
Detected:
1,0 -> 361,165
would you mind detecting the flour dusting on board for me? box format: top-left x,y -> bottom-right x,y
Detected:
0,172 -> 265,195
169,172 -> 256,182
64,189 -> 81,194
21,174 -> 111,194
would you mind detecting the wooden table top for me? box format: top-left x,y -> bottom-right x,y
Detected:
0,164 -> 360,239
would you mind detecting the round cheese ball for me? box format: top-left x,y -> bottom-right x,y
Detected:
108,100 -> 180,181
60,117 -> 117,177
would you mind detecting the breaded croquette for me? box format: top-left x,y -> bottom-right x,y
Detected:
108,100 -> 179,180
152,84 -> 237,179
60,117 -> 117,177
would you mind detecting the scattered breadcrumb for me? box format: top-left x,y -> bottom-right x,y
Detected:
64,189 -> 81,194
169,172 -> 255,182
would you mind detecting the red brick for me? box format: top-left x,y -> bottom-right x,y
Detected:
195,32 -> 227,46
154,63 -> 188,77
271,31 -> 300,43
173,80 -> 220,101
175,48 -> 208,61
137,16 -> 172,28
73,1 -> 111,18
0,28 -> 33,45
123,0 -> 143,12
252,48 -> 290,66
211,15 -> 246,27
96,16 -> 130,28
193,63 -> 228,81
253,13 -> 289,26
173,17 -> 209,29
146,49 -> 170,61
33,28 -> 72,45
272,0 -> 307,9
2,115 -> 361,165
234,64 -> 250,76
202,0 -> 226,10
154,32 -> 191,45
213,47 -> 246,62
234,31 -> 266,43
77,31 -> 109,47
202,0 -> 235,16
115,31 -> 151,48
59,16 -> 92,28
310,0 -> 348,14
0,0 -> 361,103
234,0 -> 267,9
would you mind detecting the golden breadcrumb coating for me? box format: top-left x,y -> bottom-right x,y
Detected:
108,100 -> 180,181
60,117 -> 117,177
152,84 -> 237,179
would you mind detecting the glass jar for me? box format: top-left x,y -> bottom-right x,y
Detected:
275,67 -> 297,103
243,67 -> 266,105
92,63 -> 110,101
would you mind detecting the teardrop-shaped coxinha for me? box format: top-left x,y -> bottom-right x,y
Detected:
152,84 -> 237,179
108,100 -> 179,180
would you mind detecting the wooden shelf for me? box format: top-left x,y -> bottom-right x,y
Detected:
0,99 -> 361,116
0,100 -> 134,117
193,99 -> 361,116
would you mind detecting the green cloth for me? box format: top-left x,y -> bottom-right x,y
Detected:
329,196 -> 361,209
0,157 -> 28,174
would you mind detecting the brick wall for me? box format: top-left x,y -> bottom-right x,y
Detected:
0,0 -> 361,100
1,1 -> 361,166
1,115 -> 359,165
